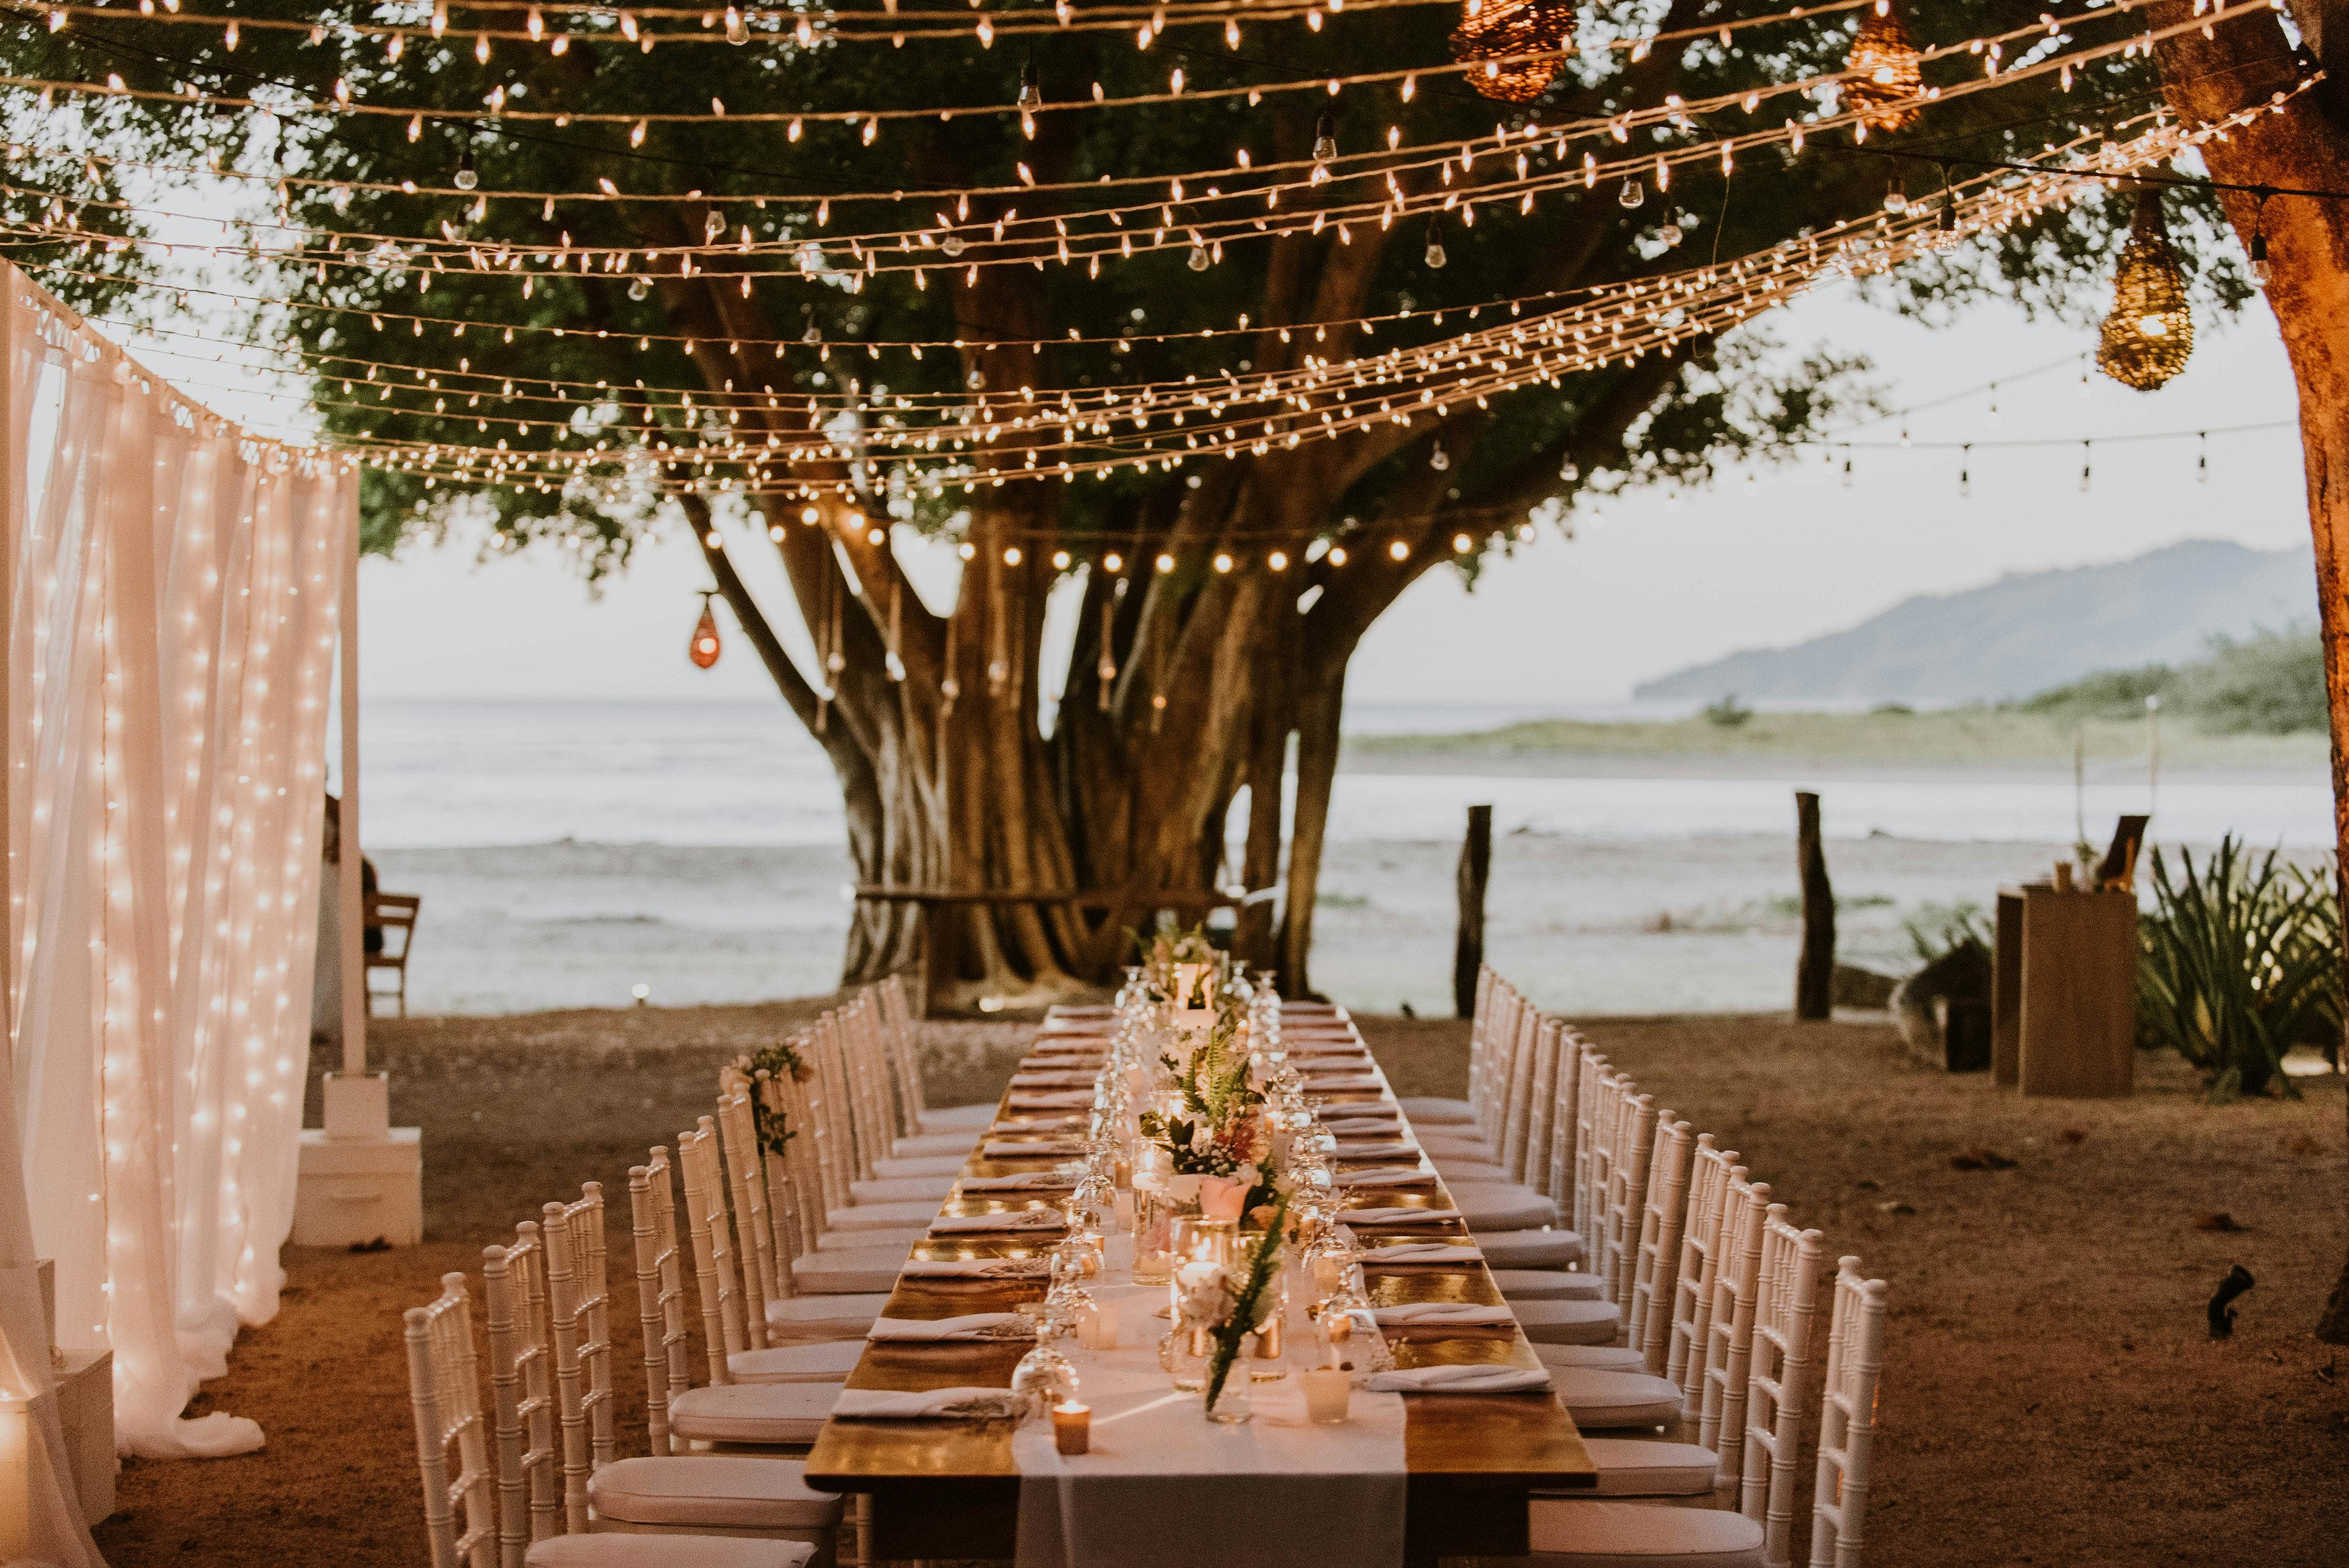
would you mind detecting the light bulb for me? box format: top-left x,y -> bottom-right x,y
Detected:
1658,222 -> 1684,247
1882,179 -> 1906,214
1618,178 -> 1644,210
2249,231 -> 2270,285
803,323 -> 823,345
1428,442 -> 1449,472
454,147 -> 478,190
1387,540 -> 1409,561
1423,217 -> 1446,269
1188,244 -> 1211,271
1018,62 -> 1042,111
725,6 -> 747,43
627,276 -> 650,301
705,209 -> 725,243
1559,459 -> 1579,482
941,233 -> 967,257
1313,112 -> 1335,162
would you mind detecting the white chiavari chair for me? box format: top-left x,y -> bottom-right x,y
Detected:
1571,1051 -> 1614,1247
821,1008 -> 963,1185
1598,1092 -> 1658,1314
1666,1137 -> 1742,1401
1626,1115 -> 1697,1376
1808,1263 -> 1888,1568
871,976 -> 998,1139
727,1068 -> 934,1249
1741,1216 -> 1828,1568
1398,963 -> 1492,1126
713,1089 -> 898,1334
1698,1177 -> 1775,1458
1516,1018 -> 1561,1191
675,1122 -> 870,1381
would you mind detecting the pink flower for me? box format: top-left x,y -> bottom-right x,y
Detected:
1198,1175 -> 1251,1221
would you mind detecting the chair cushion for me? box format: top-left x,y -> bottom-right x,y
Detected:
1430,1158 -> 1513,1184
790,1249 -> 907,1296
527,1533 -> 814,1568
587,1455 -> 844,1531
1525,1498 -> 1764,1566
816,1227 -> 922,1252
1397,1096 -> 1475,1124
1576,1439 -> 1721,1498
1552,1370 -> 1683,1429
870,1155 -> 965,1180
1446,1182 -> 1559,1233
665,1384 -> 844,1449
727,1340 -> 866,1384
1494,1269 -> 1608,1303
1535,1344 -> 1652,1374
1513,1299 -> 1623,1346
1472,1229 -> 1586,1270
1416,1129 -> 1498,1156
891,1132 -> 976,1158
920,1103 -> 998,1132
851,1176 -> 956,1204
826,1201 -> 940,1231
765,1294 -> 887,1337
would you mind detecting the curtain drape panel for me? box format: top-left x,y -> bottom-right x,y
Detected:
0,260 -> 353,1539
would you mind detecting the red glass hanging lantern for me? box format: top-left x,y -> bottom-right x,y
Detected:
688,590 -> 722,669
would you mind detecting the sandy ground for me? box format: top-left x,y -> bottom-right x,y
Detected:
89,1004 -> 2349,1567
378,832 -> 2108,1018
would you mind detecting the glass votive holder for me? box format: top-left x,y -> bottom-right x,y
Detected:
1076,1298 -> 1119,1351
1302,1366 -> 1352,1424
1052,1401 -> 1091,1455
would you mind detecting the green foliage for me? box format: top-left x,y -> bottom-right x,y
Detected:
1203,1190 -> 1290,1410
1702,694 -> 1753,728
2136,838 -> 2343,1101
1904,901 -> 1991,967
2019,630 -> 2324,735
734,1038 -> 810,1157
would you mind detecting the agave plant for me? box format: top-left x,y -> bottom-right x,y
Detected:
2136,837 -> 2344,1100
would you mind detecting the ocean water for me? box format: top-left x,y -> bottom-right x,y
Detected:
351,696 -> 2333,852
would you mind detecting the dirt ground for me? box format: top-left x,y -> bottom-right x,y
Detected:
91,1006 -> 2349,1567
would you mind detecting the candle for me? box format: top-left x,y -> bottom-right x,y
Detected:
1302,1367 -> 1352,1424
1112,1189 -> 1136,1232
1052,1401 -> 1092,1455
1078,1301 -> 1119,1351
1313,1253 -> 1350,1296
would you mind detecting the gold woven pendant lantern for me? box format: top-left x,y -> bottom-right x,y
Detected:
1843,1 -> 1923,133
1450,0 -> 1573,105
2096,190 -> 2194,392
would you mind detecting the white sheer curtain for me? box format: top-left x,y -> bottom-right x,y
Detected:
1,260 -> 352,1536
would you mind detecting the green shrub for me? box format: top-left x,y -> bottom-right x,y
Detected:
1702,694 -> 1753,728
2173,630 -> 2326,735
1904,901 -> 1991,967
2136,837 -> 2343,1100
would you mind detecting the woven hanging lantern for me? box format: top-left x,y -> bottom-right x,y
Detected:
2096,190 -> 2194,392
688,590 -> 722,669
1449,0 -> 1573,105
1843,2 -> 1923,133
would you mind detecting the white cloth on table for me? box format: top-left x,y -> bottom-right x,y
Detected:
1358,1243 -> 1483,1266
928,1208 -> 1068,1235
832,1386 -> 1031,1419
1364,1365 -> 1553,1395
1012,1283 -> 1405,1568
868,1313 -> 1035,1342
1371,1302 -> 1515,1328
902,1258 -> 1052,1279
1341,1207 -> 1462,1226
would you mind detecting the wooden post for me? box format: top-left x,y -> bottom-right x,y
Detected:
1794,791 -> 1835,1021
1453,804 -> 1493,1019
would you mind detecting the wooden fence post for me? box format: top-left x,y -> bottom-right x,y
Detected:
1455,804 -> 1493,1018
1795,791 -> 1835,1021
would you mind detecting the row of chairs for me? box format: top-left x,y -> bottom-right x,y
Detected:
403,977 -> 984,1568
1401,967 -> 1888,1568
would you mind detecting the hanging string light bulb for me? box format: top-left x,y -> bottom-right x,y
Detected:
1449,0 -> 1573,105
2246,189 -> 2272,286
1314,112 -> 1337,163
1423,215 -> 1448,269
453,139 -> 479,192
1018,55 -> 1043,112
688,590 -> 722,669
1843,1 -> 1923,133
2096,188 -> 2193,392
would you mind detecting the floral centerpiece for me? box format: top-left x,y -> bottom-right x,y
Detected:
732,1038 -> 811,1159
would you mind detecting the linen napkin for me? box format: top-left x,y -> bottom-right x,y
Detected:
902,1257 -> 1053,1280
832,1386 -> 1030,1419
1364,1365 -> 1552,1395
1358,1243 -> 1484,1266
1338,1166 -> 1437,1188
1341,1207 -> 1464,1227
1371,1302 -> 1515,1328
1306,1073 -> 1385,1092
928,1207 -> 1068,1234
991,1116 -> 1086,1134
1008,1091 -> 1097,1109
1321,1108 -> 1399,1125
982,1139 -> 1089,1159
1331,1139 -> 1419,1160
958,1172 -> 1076,1192
869,1313 -> 1036,1341
1010,1070 -> 1099,1088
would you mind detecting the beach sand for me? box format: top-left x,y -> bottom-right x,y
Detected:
91,1005 -> 2349,1568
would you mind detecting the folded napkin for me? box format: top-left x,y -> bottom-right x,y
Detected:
868,1313 -> 1035,1341
1007,1091 -> 1096,1109
958,1172 -> 1076,1192
981,1139 -> 1089,1159
1321,1109 -> 1400,1125
1023,1050 -> 1106,1065
1009,1071 -> 1099,1088
990,1116 -> 1086,1134
928,1207 -> 1068,1234
1358,1243 -> 1484,1266
1338,1166 -> 1436,1187
902,1257 -> 1053,1279
1332,1140 -> 1419,1160
1371,1302 -> 1515,1328
832,1386 -> 1030,1419
1342,1207 -> 1464,1227
1364,1365 -> 1552,1395
1307,1074 -> 1385,1092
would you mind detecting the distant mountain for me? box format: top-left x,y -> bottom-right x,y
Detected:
1633,540 -> 2316,708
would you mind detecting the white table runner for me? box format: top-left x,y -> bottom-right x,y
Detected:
1011,1277 -> 1406,1568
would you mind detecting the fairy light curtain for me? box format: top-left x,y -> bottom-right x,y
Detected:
1,260 -> 354,1484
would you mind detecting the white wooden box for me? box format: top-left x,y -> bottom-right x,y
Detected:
293,1126 -> 423,1247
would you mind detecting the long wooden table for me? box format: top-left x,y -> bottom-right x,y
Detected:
804,1006 -> 1594,1562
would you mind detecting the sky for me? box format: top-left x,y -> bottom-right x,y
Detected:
292,280 -> 2311,713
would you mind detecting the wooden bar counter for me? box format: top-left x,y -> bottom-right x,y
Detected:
803,1012 -> 1593,1561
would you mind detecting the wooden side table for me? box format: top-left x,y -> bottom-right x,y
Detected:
1992,884 -> 2139,1097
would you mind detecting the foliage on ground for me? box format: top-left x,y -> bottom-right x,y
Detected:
2018,629 -> 2324,735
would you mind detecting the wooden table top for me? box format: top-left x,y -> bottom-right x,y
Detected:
803,1012 -> 1594,1513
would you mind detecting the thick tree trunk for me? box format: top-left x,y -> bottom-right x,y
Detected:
2152,0 -> 2349,1341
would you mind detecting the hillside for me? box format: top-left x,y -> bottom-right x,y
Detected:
1633,540 -> 2314,708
